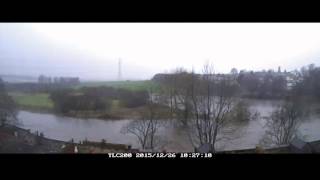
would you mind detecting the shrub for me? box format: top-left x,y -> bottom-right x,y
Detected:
118,89 -> 149,108
50,88 -> 111,113
229,101 -> 252,123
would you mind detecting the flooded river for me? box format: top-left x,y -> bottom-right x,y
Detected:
16,100 -> 320,152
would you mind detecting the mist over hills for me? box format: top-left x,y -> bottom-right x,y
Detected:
0,24 -> 153,81
1,23 -> 320,82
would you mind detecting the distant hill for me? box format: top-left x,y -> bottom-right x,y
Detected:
0,74 -> 37,83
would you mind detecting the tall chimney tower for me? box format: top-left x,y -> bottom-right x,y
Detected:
118,58 -> 122,81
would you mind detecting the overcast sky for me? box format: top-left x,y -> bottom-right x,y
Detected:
1,23 -> 320,81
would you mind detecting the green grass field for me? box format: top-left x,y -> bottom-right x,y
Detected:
75,80 -> 160,92
9,92 -> 54,109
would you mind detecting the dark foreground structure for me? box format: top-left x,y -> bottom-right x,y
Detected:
1,124 -> 320,154
0,124 -> 136,153
218,138 -> 320,154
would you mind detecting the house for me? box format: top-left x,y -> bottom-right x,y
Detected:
38,75 -> 52,84
283,72 -> 299,90
56,77 -> 80,85
152,73 -> 172,82
289,137 -> 312,153
53,77 -> 80,85
39,75 -> 80,85
195,143 -> 213,153
152,73 -> 236,84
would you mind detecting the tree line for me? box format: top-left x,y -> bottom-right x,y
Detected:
292,64 -> 320,101
237,70 -> 287,99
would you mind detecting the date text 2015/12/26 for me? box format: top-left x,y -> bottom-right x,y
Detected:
107,153 -> 213,158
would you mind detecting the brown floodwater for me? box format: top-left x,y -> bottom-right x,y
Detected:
16,99 -> 320,152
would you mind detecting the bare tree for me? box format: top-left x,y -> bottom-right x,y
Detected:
261,98 -> 303,146
158,70 -> 177,119
230,68 -> 238,76
121,88 -> 163,151
172,69 -> 194,127
229,100 -> 260,124
183,63 -> 237,153
157,68 -> 195,125
0,78 -> 17,126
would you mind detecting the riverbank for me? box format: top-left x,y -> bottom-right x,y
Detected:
17,105 -> 54,114
16,103 -> 172,121
9,92 -> 172,120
